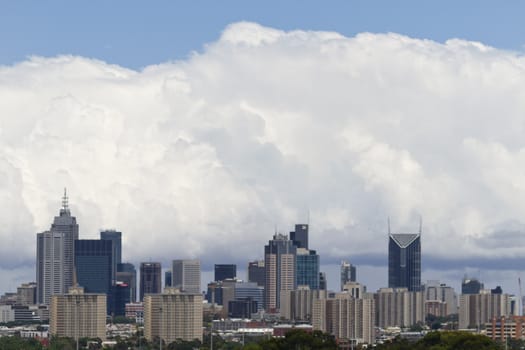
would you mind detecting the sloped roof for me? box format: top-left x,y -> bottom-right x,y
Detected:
390,233 -> 419,248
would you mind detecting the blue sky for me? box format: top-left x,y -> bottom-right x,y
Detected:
2,1 -> 524,69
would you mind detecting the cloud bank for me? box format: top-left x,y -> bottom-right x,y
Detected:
1,22 -> 525,292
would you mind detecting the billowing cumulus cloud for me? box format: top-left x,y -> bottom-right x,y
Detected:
1,22 -> 525,293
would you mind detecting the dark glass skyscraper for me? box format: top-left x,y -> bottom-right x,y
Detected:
462,277 -> 484,294
290,224 -> 309,249
75,239 -> 113,295
101,230 -> 122,283
248,261 -> 265,287
117,262 -> 137,302
388,223 -> 421,292
139,262 -> 161,301
296,249 -> 319,290
214,264 -> 237,282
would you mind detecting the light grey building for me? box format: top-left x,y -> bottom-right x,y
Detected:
36,190 -> 79,304
172,259 -> 201,294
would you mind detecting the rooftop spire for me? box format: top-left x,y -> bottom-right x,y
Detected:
60,188 -> 70,215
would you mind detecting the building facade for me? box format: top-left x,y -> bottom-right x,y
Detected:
75,239 -> 113,295
264,233 -> 297,311
100,229 -> 122,283
49,287 -> 106,340
117,263 -> 137,302
296,248 -> 320,290
139,262 -> 162,301
144,287 -> 203,343
248,260 -> 265,287
459,291 -> 512,329
388,223 -> 421,292
340,261 -> 357,291
281,286 -> 327,322
214,264 -> 237,282
290,224 -> 309,249
36,190 -> 79,304
172,259 -> 201,294
374,288 -> 425,328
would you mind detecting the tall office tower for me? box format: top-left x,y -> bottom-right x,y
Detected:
140,262 -> 162,301
49,286 -> 106,341
290,224 -> 309,249
340,260 -> 357,291
462,277 -> 484,294
459,290 -> 512,329
111,281 -> 131,316
36,190 -> 79,304
424,280 -> 458,315
75,240 -> 113,295
117,263 -> 137,302
234,281 -> 264,312
248,260 -> 265,287
214,264 -> 237,282
144,287 -> 203,343
313,292 -> 375,345
172,259 -> 201,294
374,287 -> 425,328
296,248 -> 320,290
388,221 -> 421,292
165,270 -> 172,287
264,233 -> 297,311
100,230 -> 122,283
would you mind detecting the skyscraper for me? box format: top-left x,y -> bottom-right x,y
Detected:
290,224 -> 309,249
214,264 -> 236,282
36,189 -> 79,304
264,233 -> 296,311
388,221 -> 421,292
100,230 -> 122,284
296,248 -> 319,290
140,262 -> 161,301
248,260 -> 265,287
340,260 -> 357,291
172,259 -> 201,294
75,240 -> 113,295
116,263 -> 137,302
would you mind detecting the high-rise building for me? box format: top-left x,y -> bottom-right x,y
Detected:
281,286 -> 327,322
49,286 -> 106,341
296,248 -> 319,290
165,270 -> 172,288
313,291 -> 375,345
172,259 -> 201,294
388,222 -> 421,292
340,260 -> 357,291
16,282 -> 37,306
75,240 -> 113,295
290,224 -> 309,249
374,287 -> 425,328
36,190 -> 79,304
459,290 -> 513,329
264,233 -> 296,311
248,260 -> 265,287
424,280 -> 458,316
117,263 -> 137,303
319,272 -> 327,291
140,263 -> 162,301
111,281 -> 131,316
462,277 -> 484,294
144,287 -> 203,343
214,264 -> 237,282
100,230 -> 122,283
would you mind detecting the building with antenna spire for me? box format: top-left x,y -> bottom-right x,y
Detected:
36,189 -> 79,304
388,218 -> 422,292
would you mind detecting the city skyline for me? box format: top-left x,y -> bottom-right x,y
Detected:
1,5 -> 525,300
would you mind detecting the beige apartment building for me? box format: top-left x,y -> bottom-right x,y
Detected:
144,287 -> 203,343
49,286 -> 106,340
313,291 -> 375,345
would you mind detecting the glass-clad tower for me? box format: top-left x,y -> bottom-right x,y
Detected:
388,221 -> 421,292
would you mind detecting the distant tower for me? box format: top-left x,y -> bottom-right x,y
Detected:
461,277 -> 484,294
100,230 -> 122,284
139,262 -> 162,301
388,219 -> 422,292
75,240 -> 113,295
117,263 -> 137,302
264,233 -> 297,311
172,259 -> 201,294
214,264 -> 237,282
290,224 -> 309,249
36,189 -> 79,304
340,260 -> 357,291
248,261 -> 265,287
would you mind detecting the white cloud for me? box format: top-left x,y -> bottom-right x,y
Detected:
1,22 -> 525,293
